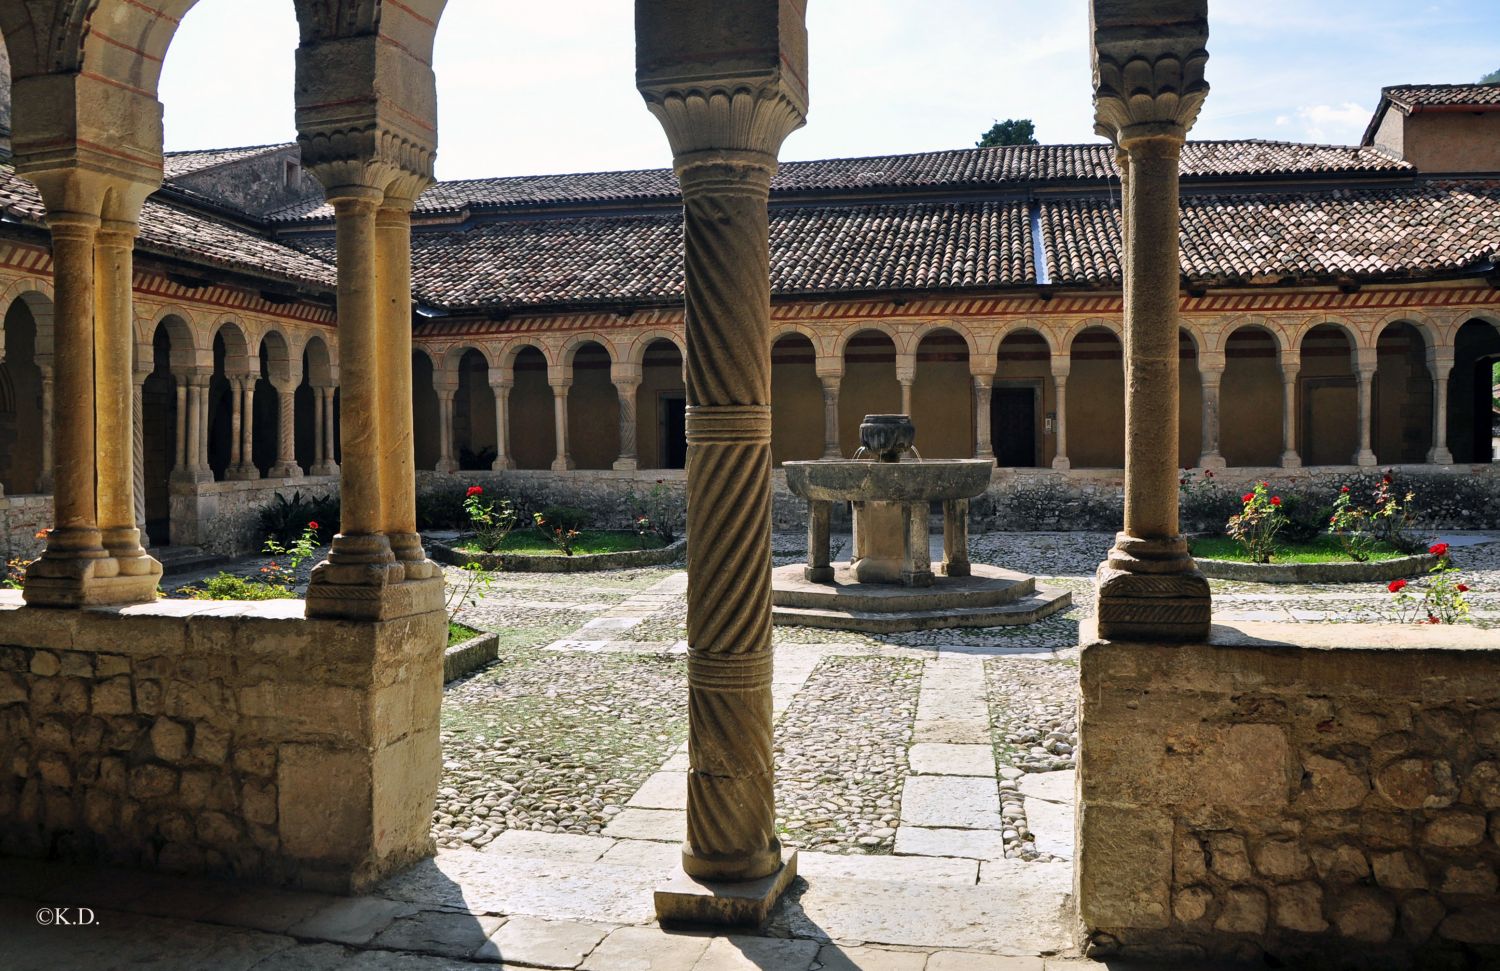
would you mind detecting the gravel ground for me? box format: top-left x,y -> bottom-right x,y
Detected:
985,656 -> 1079,862
774,655 -> 922,855
436,643 -> 688,850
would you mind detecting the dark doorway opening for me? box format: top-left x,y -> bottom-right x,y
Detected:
1470,357 -> 1500,464
991,384 -> 1039,467
659,392 -> 687,470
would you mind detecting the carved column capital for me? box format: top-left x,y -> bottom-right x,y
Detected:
1090,3 -> 1209,145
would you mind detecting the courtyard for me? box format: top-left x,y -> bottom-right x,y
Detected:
5,529 -> 1496,969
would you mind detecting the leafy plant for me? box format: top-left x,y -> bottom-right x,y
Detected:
417,486 -> 472,531
627,479 -> 682,545
538,505 -> 591,534
1328,486 -> 1377,562
261,521 -> 323,587
179,573 -> 295,601
257,490 -> 334,545
462,485 -> 518,553
534,511 -> 582,556
445,563 -> 494,624
1276,494 -> 1332,545
1384,544 -> 1472,625
976,118 -> 1038,147
1225,481 -> 1286,564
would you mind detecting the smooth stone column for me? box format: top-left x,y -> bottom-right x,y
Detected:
942,498 -> 971,577
1091,35 -> 1212,640
818,370 -> 842,459
1428,350 -> 1454,464
805,500 -> 832,583
311,385 -> 339,475
434,386 -> 458,473
1280,359 -> 1301,468
898,371 -> 915,418
269,383 -> 301,478
324,386 -> 340,473
1198,358 -> 1226,469
178,372 -> 212,483
1050,359 -> 1071,470
550,380 -> 574,472
227,375 -> 245,474
973,371 -> 995,462
37,367 -> 54,493
195,380 -> 211,473
489,377 -> 514,471
172,377 -> 189,476
1354,351 -> 1378,466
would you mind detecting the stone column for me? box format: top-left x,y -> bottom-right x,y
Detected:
612,362 -> 641,471
1090,19 -> 1211,641
897,356 -> 915,417
550,378 -> 574,472
173,377 -> 189,475
1280,359 -> 1302,468
239,378 -> 258,478
1050,359 -> 1071,470
325,386 -> 340,471
1354,351 -> 1378,466
195,380 -> 211,473
1198,357 -> 1226,469
312,386 -> 339,475
973,370 -> 995,462
434,386 -> 459,473
489,375 -> 514,471
637,0 -> 807,921
269,383 -> 301,478
22,171 -> 161,606
1428,350 -> 1454,464
37,366 -> 54,493
176,371 -> 212,483
818,370 -> 842,459
133,366 -> 148,545
227,376 -> 245,473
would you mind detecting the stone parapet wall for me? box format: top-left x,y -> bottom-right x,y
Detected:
170,476 -> 339,555
0,495 -> 50,562
1078,621 -> 1500,967
0,594 -> 445,893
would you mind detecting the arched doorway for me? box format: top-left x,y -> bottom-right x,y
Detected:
255,331 -> 292,477
771,333 -> 821,465
413,350 -> 440,471
209,323 -> 251,481
1373,322 -> 1433,465
638,339 -> 686,470
1068,326 -> 1124,468
913,329 -> 971,458
455,348 -> 497,470
297,336 -> 335,475
1220,326 -> 1283,467
0,294 -> 48,495
509,345 -> 554,470
1450,318 -> 1500,464
993,329 -> 1050,468
1297,324 -> 1358,466
1179,328 -> 1202,468
144,317 -> 194,545
838,330 -> 899,457
566,342 -> 618,470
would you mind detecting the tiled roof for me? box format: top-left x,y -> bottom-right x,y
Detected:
296,200 -> 1034,311
1383,84 -> 1500,110
268,140 -> 1408,223
1041,182 -> 1500,287
163,144 -> 292,180
0,163 -> 335,290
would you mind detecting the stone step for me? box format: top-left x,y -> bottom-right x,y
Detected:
772,587 -> 1073,634
771,563 -> 1038,613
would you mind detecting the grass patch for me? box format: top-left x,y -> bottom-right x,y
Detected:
458,530 -> 666,556
448,621 -> 482,647
1191,535 -> 1407,564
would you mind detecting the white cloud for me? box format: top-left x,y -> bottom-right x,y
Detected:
1294,102 -> 1372,143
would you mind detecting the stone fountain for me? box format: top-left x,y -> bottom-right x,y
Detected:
772,415 -> 1071,632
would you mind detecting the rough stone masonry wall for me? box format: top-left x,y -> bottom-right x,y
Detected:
1078,623 -> 1500,968
0,596 -> 445,893
172,475 -> 339,555
0,494 -> 50,562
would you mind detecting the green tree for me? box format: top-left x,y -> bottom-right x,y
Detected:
976,118 -> 1038,148
1481,68 -> 1500,84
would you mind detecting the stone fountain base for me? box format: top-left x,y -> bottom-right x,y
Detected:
771,562 -> 1072,634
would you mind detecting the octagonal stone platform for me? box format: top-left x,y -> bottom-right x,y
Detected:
771,562 -> 1072,633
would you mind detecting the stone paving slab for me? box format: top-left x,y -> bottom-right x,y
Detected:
202,886 -> 338,933
600,838 -> 684,869
603,807 -> 686,842
911,716 -> 991,745
1023,795 -> 1076,862
815,943 -> 931,971
580,925 -> 713,970
627,771 -> 688,810
797,850 -> 978,886
477,914 -> 611,968
927,953 -> 1045,970
287,896 -> 421,945
899,775 -> 1002,830
369,909 -> 505,959
693,935 -> 821,970
484,831 -> 617,863
909,742 -> 997,776
893,826 -> 1008,861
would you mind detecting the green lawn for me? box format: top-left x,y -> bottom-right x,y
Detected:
448,621 -> 481,646
1190,535 -> 1408,564
458,529 -> 667,556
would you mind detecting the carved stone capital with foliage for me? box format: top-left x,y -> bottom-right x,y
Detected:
1089,0 -> 1209,145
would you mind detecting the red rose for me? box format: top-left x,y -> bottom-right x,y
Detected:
1180,478 -> 1187,486
1242,493 -> 1255,503
1271,496 -> 1282,507
1388,579 -> 1407,593
1205,469 -> 1215,478
1383,475 -> 1392,485
1429,543 -> 1450,558
467,485 -> 483,497
1426,615 -> 1441,624
1458,584 -> 1470,593
307,520 -> 319,530
1340,485 -> 1350,494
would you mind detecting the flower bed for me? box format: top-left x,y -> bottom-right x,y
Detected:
430,533 -> 687,572
444,626 -> 500,682
1192,551 -> 1438,583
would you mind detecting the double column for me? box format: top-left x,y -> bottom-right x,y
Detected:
1090,31 -> 1212,641
818,363 -> 843,459
434,380 -> 459,472
612,363 -> 641,471
1428,350 -> 1454,464
973,368 -> 995,463
1050,357 -> 1071,470
637,0 -> 808,917
312,384 -> 339,476
23,172 -> 162,606
1198,355 -> 1226,469
1354,349 -> 1378,467
304,176 -> 441,621
549,368 -> 574,472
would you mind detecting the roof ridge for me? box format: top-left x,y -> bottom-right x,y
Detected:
164,141 -> 295,157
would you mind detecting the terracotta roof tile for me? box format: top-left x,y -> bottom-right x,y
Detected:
1383,84 -> 1500,110
163,144 -> 292,179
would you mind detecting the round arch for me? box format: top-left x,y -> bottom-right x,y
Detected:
1068,324 -> 1124,468
1297,323 -> 1359,466
627,330 -> 686,369
1220,324 -> 1285,467
912,327 -> 973,459
771,331 -> 822,464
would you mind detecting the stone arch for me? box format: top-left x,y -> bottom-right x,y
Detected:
1068,324 -> 1124,468
1297,323 -> 1359,466
443,342 -> 495,378
771,331 -> 821,465
1448,317 -> 1500,464
1374,311 -> 1441,352
0,282 -> 54,359
1289,317 -> 1360,356
208,321 -> 254,479
454,348 -> 497,470
0,290 -> 50,493
913,326 -> 973,458
838,327 -> 901,456
627,330 -> 686,369
251,329 -> 294,475
1373,321 -> 1433,464
501,339 -> 555,374
913,320 -> 981,360
296,335 -> 335,473
994,319 -> 1057,356
1221,324 -> 1285,467
993,326 -> 1052,467
412,349 -> 440,471
769,321 -> 826,358
1209,314 -> 1288,357
565,340 -> 619,470
1061,317 -> 1123,352
832,321 -> 903,360
561,333 -> 615,370
509,344 -> 555,470
637,338 -> 686,470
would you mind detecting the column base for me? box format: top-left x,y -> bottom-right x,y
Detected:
1199,453 -> 1227,470
1095,534 -> 1211,642
1355,450 -> 1378,467
1051,456 -> 1071,470
821,449 -> 843,461
22,552 -> 163,607
551,457 -> 575,472
1280,452 -> 1302,469
305,536 -> 445,621
655,850 -> 798,928
172,469 -> 215,485
491,457 -> 515,471
435,459 -> 459,473
310,462 -> 339,477
803,565 -> 834,583
1428,448 -> 1454,465
269,463 -> 303,479
941,560 -> 971,578
226,466 -> 260,481
612,457 -> 638,472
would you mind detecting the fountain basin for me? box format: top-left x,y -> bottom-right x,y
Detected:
783,459 -> 993,503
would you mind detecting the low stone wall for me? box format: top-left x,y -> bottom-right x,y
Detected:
0,593 -> 445,893
430,534 -> 686,572
1078,620 -> 1500,967
171,475 -> 338,555
443,630 -> 499,682
1194,553 -> 1438,584
0,494 -> 49,562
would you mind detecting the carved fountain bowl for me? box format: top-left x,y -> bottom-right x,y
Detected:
783,459 -> 994,503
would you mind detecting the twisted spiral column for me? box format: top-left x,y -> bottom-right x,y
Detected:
677,156 -> 782,882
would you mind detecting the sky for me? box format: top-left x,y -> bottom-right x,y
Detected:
156,0 -> 1500,182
